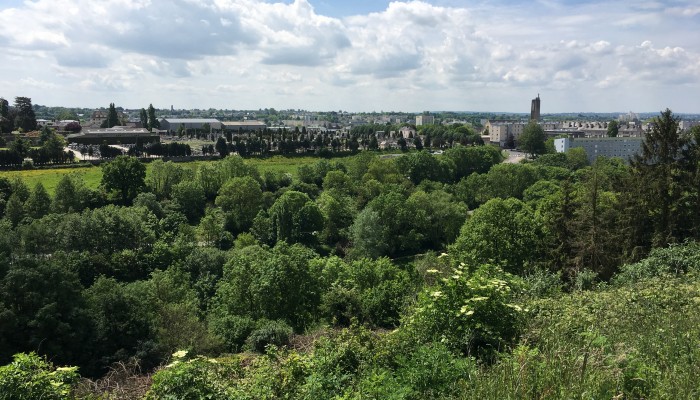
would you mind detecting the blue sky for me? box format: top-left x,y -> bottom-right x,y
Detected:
0,0 -> 699,112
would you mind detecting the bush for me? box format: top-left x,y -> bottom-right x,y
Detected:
613,241 -> 700,286
146,351 -> 241,400
246,320 -> 293,353
0,352 -> 79,399
401,264 -> 524,359
209,315 -> 256,353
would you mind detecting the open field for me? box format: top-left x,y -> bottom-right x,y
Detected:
0,156 -> 325,195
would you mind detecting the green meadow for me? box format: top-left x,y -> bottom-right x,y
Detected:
0,156 -> 323,195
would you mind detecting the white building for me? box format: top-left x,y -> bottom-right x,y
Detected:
554,137 -> 643,164
416,115 -> 434,126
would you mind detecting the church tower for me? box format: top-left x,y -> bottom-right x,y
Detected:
530,94 -> 541,121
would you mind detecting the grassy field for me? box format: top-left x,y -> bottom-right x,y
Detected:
0,156 -> 324,195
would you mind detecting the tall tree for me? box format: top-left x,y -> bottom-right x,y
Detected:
101,156 -> 146,205
148,104 -> 160,131
518,121 -> 546,158
105,103 -> 120,128
632,109 -> 685,246
140,108 -> 148,129
0,98 -> 9,133
25,182 -> 51,220
607,120 -> 619,137
13,97 -> 37,132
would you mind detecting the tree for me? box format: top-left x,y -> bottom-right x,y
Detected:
101,156 -> 146,205
4,193 -> 25,227
269,190 -> 323,245
172,181 -> 206,223
607,120 -> 619,137
632,109 -> 684,246
215,176 -> 263,234
147,160 -> 190,200
215,137 -> 229,158
140,108 -> 148,129
25,182 -> 51,220
13,97 -> 37,132
52,175 -> 80,213
450,197 -> 543,274
0,98 -> 9,133
518,121 -> 546,158
148,104 -> 160,131
105,103 -> 120,128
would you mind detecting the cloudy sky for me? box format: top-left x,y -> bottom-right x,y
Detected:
1,0 -> 699,113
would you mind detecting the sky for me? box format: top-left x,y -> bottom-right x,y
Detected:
1,0 -> 699,113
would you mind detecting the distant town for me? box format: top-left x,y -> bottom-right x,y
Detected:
1,95 -> 700,166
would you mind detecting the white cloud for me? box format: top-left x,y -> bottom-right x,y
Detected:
0,0 -> 698,112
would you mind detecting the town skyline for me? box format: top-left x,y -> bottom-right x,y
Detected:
1,0 -> 699,112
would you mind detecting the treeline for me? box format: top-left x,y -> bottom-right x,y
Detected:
0,127 -> 75,167
1,110 -> 700,398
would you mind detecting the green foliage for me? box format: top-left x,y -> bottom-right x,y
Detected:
518,121 -> 546,157
147,160 -> 190,200
451,197 -> 543,274
215,176 -> 263,234
395,150 -> 453,184
212,243 -> 320,331
268,191 -> 323,245
246,320 -> 293,353
315,257 -> 415,328
445,145 -> 503,180
401,264 -> 524,359
607,120 -> 619,137
147,352 -> 241,400
613,241 -> 700,285
172,180 -> 206,223
0,352 -> 79,399
24,182 -> 51,220
101,156 -> 146,205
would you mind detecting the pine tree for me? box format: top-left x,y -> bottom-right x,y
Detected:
632,109 -> 684,246
148,104 -> 160,131
25,182 -> 51,219
13,96 -> 37,132
140,108 -> 148,129
106,103 -> 120,128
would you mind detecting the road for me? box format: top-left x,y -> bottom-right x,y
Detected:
504,150 -> 526,164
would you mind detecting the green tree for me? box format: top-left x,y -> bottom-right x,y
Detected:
0,98 -> 9,133
25,182 -> 51,220
13,97 -> 37,132
632,109 -> 684,246
518,121 -> 546,158
172,181 -> 206,223
215,176 -> 263,234
211,242 -> 320,331
4,193 -> 25,227
269,190 -> 323,245
148,104 -> 160,131
140,108 -> 148,129
215,136 -> 229,158
101,156 -> 146,205
607,120 -> 619,137
450,197 -> 543,274
105,102 -> 120,128
52,175 -> 80,213
147,160 -> 190,200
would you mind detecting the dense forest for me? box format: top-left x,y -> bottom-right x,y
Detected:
1,110 -> 700,398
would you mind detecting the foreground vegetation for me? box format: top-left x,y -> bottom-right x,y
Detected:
1,110 -> 699,398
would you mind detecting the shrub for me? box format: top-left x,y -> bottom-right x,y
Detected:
209,315 -> 256,353
146,351 -> 241,400
401,264 -> 524,359
246,320 -> 293,353
0,352 -> 79,399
